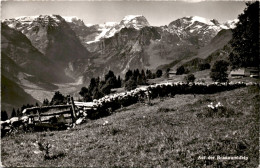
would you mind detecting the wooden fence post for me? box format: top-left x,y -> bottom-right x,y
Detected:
70,97 -> 77,122
147,91 -> 151,105
37,109 -> 41,123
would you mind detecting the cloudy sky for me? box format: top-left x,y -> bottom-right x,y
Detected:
2,1 -> 246,26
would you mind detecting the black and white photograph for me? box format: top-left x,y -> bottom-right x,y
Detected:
1,0 -> 259,167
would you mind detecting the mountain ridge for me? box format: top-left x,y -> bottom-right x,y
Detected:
1,14 -> 237,112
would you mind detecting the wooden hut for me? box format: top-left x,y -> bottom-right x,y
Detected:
230,68 -> 245,78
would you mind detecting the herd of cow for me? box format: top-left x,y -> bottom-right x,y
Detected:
1,81 -> 257,137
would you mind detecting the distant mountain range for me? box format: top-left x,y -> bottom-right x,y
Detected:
1,14 -> 237,113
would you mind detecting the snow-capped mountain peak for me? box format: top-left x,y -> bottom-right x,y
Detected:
85,23 -> 94,27
86,15 -> 150,44
223,19 -> 239,29
167,16 -> 238,46
14,15 -> 39,21
120,15 -> 150,29
122,15 -> 143,22
63,16 -> 86,27
188,16 -> 215,26
5,15 -> 65,27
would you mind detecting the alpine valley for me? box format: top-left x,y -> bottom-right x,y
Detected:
1,14 -> 238,113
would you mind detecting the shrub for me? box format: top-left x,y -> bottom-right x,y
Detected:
184,74 -> 196,84
156,69 -> 163,78
199,63 -> 211,70
37,141 -> 52,160
176,65 -> 185,75
176,65 -> 189,75
110,127 -> 121,135
125,77 -> 137,91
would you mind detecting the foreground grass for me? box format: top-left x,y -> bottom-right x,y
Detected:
1,86 -> 259,167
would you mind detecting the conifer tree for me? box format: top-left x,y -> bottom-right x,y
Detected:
229,1 -> 259,68
146,69 -> 152,79
125,70 -> 133,82
1,111 -> 8,121
117,76 -> 122,88
17,109 -> 21,117
89,78 -> 97,95
11,108 -> 16,118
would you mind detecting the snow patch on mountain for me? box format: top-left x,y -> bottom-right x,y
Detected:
103,22 -> 118,27
5,15 -> 65,29
86,15 -> 150,44
84,22 -> 120,44
15,15 -> 39,21
63,16 -> 79,22
122,15 -> 142,22
85,15 -> 150,44
168,16 -> 238,37
223,19 -> 239,29
85,23 -> 94,27
189,16 -> 215,26
120,15 -> 150,29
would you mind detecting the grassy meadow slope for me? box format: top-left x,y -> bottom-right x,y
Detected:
1,86 -> 259,167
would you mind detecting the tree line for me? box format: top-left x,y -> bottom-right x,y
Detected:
79,69 -> 163,101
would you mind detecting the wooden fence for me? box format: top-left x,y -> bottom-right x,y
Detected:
22,105 -> 75,124
21,97 -> 99,125
74,101 -> 98,110
22,97 -> 80,124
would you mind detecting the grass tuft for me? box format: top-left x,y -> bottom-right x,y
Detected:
110,127 -> 121,136
157,107 -> 175,113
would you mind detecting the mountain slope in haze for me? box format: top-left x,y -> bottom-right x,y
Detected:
1,23 -> 72,83
3,15 -> 91,70
1,75 -> 40,116
1,24 -> 61,112
1,16 -> 92,113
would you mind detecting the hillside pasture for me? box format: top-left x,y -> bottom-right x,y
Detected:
1,86 -> 259,167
